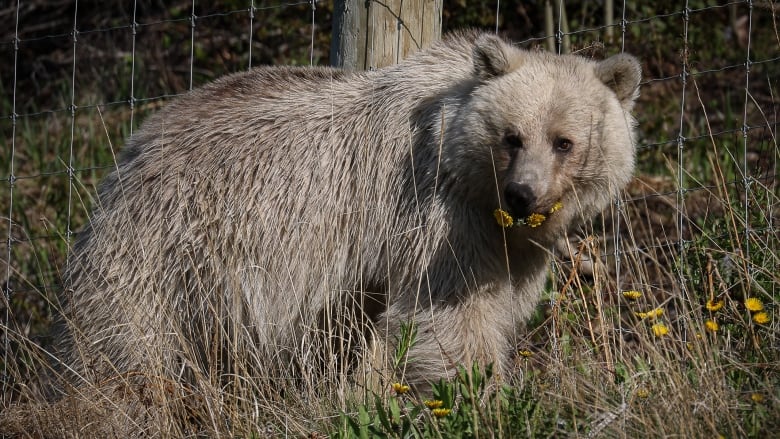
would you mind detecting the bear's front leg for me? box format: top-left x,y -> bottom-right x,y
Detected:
382,283 -> 520,391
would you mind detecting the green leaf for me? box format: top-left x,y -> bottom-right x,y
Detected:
375,396 -> 393,432
357,405 -> 371,439
389,397 -> 402,424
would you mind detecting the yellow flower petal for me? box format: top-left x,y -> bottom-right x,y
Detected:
518,349 -> 533,358
752,312 -> 770,325
424,399 -> 444,409
636,388 -> 650,398
622,290 -> 642,300
704,320 -> 719,332
652,323 -> 669,337
549,201 -> 563,214
392,382 -> 410,394
635,308 -> 663,320
525,212 -> 546,228
432,408 -> 452,418
745,297 -> 764,312
493,208 -> 514,228
751,393 -> 765,404
706,298 -> 725,312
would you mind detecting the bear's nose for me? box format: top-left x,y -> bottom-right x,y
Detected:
504,182 -> 536,219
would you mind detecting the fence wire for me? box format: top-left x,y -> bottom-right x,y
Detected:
1,0 -> 778,402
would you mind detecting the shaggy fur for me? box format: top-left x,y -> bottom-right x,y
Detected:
56,31 -> 641,391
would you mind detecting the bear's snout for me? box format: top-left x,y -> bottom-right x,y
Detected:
504,182 -> 536,219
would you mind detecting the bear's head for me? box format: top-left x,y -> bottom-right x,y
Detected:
447,34 -> 641,236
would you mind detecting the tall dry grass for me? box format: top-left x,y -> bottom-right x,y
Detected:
1,96 -> 776,438
2,3 -> 778,437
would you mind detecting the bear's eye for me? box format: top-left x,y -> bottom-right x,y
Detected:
554,137 -> 573,152
504,132 -> 524,149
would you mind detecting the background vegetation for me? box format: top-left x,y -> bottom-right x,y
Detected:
1,0 -> 778,437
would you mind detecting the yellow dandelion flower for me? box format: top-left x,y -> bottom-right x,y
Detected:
525,212 -> 546,228
432,408 -> 452,418
652,323 -> 669,337
549,201 -> 563,214
493,208 -> 514,228
424,399 -> 444,409
518,349 -> 533,358
751,393 -> 764,404
392,382 -> 410,395
636,388 -> 650,399
752,312 -> 770,325
635,308 -> 663,320
744,297 -> 764,312
622,290 -> 642,300
704,320 -> 719,332
706,298 -> 725,312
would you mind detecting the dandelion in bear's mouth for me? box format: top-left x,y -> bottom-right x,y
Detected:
525,213 -> 546,228
493,201 -> 562,228
493,208 -> 515,227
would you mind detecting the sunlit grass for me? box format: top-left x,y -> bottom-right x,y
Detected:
1,6 -> 778,436
2,104 -> 777,439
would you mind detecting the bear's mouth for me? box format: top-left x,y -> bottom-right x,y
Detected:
493,201 -> 563,229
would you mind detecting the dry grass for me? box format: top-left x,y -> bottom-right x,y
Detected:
1,2 -> 779,437
1,101 -> 776,438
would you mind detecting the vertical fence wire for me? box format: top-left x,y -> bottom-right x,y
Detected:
619,1 -> 626,53
555,0 -> 564,55
494,0 -> 500,34
2,0 -> 21,404
612,0 -> 628,369
310,0 -> 316,66
65,1 -> 79,258
676,2 -> 691,308
741,1 -> 754,280
248,0 -> 255,69
189,0 -> 197,91
129,1 -> 139,135
395,4 -> 402,65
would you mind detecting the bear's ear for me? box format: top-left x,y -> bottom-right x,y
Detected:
595,54 -> 642,110
472,34 -> 517,79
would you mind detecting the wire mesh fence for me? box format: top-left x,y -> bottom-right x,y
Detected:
0,0 -> 777,428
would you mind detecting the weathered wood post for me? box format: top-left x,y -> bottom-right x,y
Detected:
331,0 -> 443,70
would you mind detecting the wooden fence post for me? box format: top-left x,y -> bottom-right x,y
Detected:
331,0 -> 443,70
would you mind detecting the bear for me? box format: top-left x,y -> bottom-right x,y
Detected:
55,30 -> 641,396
